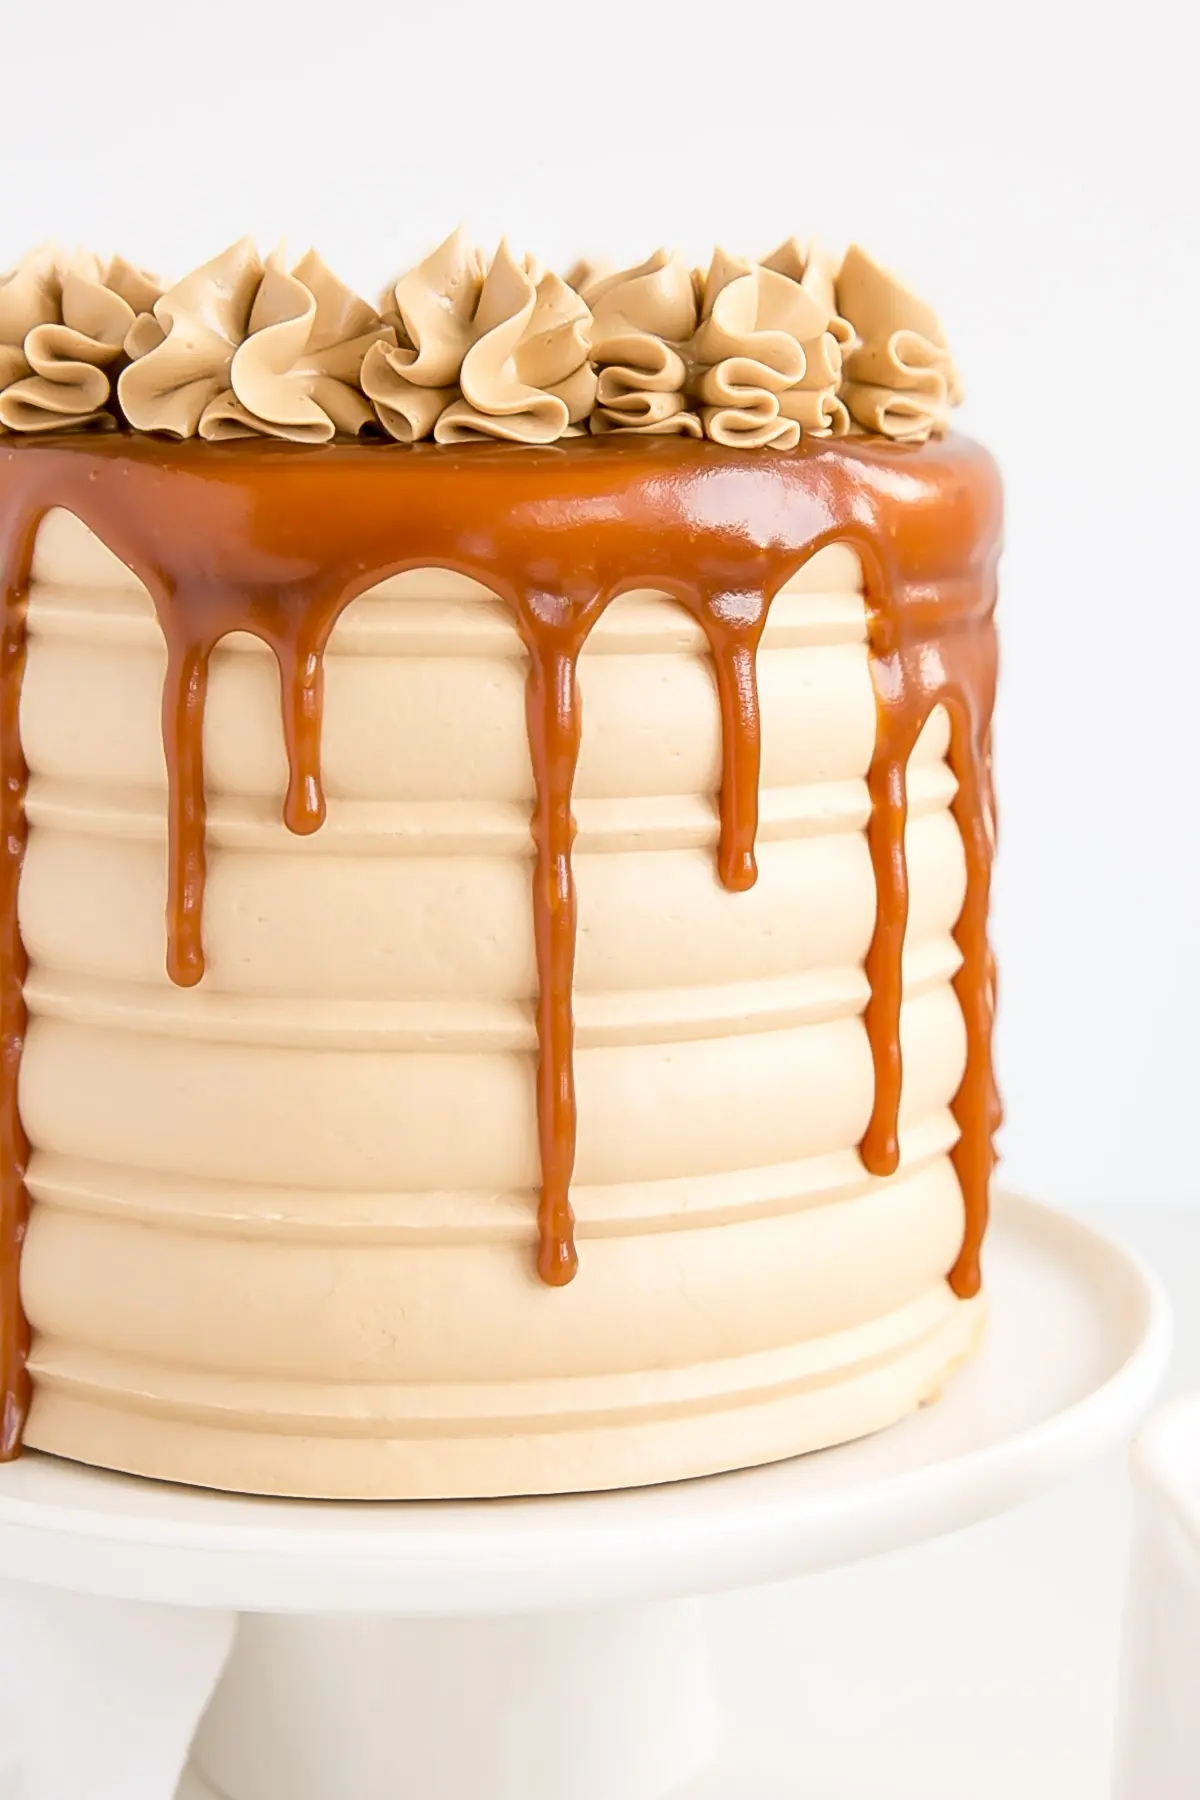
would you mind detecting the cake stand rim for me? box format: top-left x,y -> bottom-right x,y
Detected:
0,1191 -> 1173,1615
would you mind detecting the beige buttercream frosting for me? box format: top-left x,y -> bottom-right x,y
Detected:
5,233 -> 964,448
118,240 -> 387,443
363,234 -> 597,446
583,250 -> 701,437
562,258 -> 610,303
760,237 -> 853,438
437,242 -> 597,445
837,244 -> 963,443
361,227 -> 487,444
19,515 -> 981,1497
0,250 -> 160,434
690,248 -> 835,450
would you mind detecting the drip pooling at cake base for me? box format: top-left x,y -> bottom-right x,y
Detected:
0,430 -> 1001,1464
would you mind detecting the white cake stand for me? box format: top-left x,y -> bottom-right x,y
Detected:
0,1193 -> 1171,1800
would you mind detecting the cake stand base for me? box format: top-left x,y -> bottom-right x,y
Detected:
0,1195 -> 1172,1800
181,1602 -> 718,1800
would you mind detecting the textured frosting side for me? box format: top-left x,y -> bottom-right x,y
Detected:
118,241 -> 387,443
16,508 -> 982,1497
0,252 -> 160,434
837,244 -> 964,443
584,250 -> 701,437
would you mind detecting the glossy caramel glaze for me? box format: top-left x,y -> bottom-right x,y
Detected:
0,430 -> 1002,1458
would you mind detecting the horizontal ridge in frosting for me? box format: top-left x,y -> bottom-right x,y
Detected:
1,235 -> 963,447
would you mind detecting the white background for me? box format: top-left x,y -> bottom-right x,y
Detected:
4,0 -> 1195,1214
2,4 -> 1198,1795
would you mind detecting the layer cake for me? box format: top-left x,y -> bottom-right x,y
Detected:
0,235 -> 1002,1496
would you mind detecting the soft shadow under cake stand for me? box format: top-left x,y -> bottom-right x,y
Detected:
0,1193 -> 1171,1800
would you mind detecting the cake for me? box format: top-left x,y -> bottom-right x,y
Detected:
0,232 -> 1002,1497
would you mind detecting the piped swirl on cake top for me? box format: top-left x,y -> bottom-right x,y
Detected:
0,232 -> 962,447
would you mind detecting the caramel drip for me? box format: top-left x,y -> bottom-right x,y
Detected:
858,598 -> 1002,1296
0,431 -> 1002,1458
516,607 -> 593,1287
685,588 -> 769,893
0,495 -> 34,1457
513,576 -> 769,1286
947,691 -> 1001,1296
162,636 -> 211,987
162,592 -> 341,985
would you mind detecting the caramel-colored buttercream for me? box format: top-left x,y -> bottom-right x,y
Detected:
760,237 -> 853,438
585,250 -> 701,437
837,244 -> 963,443
0,252 -> 159,434
690,249 -> 832,450
434,243 -> 597,445
118,241 -> 386,443
363,232 -> 598,446
361,227 -> 487,444
6,234 -> 967,448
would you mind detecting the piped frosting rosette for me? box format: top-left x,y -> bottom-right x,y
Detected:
760,237 -> 853,438
689,247 -> 848,450
0,250 -> 160,433
836,245 -> 963,443
580,249 -> 701,437
360,229 -> 487,443
4,230 -> 964,448
363,232 -> 597,445
118,240 -> 388,442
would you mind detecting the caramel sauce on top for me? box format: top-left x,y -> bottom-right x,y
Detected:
0,430 -> 1002,1460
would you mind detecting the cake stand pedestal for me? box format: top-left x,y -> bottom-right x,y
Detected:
0,1194 -> 1172,1800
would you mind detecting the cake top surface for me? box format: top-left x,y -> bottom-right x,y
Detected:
0,231 -> 962,450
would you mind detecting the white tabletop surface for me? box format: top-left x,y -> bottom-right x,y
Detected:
696,1200 -> 1199,1800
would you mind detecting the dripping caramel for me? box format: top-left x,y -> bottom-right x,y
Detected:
0,431 -> 1002,1457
